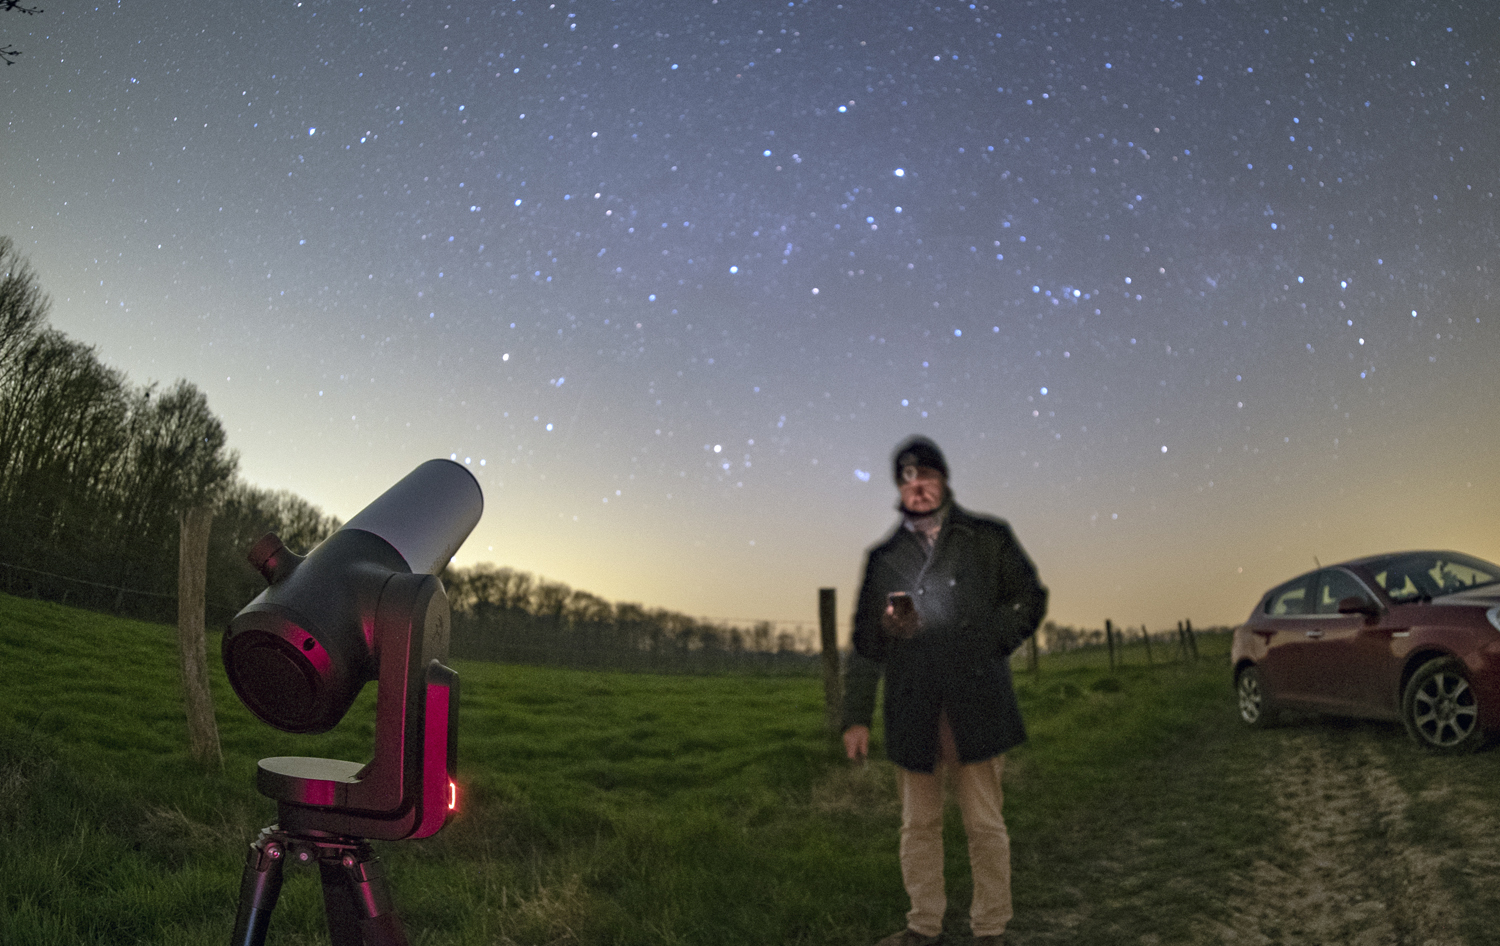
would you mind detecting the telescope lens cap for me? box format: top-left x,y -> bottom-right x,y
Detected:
228,634 -> 321,731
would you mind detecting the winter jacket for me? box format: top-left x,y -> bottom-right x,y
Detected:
844,502 -> 1047,772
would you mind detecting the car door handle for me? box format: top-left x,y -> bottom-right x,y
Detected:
1305,629 -> 1324,639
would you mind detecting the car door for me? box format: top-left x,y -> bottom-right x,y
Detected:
1339,574 -> 1412,718
1305,568 -> 1394,716
1256,572 -> 1325,705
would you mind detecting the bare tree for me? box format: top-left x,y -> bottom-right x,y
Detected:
532,579 -> 571,634
0,328 -> 130,575
126,381 -> 239,769
613,601 -> 649,654
2,1 -> 43,67
0,238 -> 354,640
0,237 -> 50,374
502,568 -> 535,615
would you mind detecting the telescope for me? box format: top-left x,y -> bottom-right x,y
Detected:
221,458 -> 483,946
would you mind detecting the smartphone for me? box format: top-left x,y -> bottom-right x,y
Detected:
887,591 -> 915,615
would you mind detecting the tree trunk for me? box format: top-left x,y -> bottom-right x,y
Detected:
177,504 -> 222,768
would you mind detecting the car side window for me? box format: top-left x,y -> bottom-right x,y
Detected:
1265,577 -> 1311,616
1431,558 -> 1498,592
1315,569 -> 1370,615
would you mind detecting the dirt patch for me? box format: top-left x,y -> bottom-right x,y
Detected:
1198,728 -> 1465,946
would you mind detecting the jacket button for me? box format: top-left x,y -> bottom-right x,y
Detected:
916,587 -> 924,595
948,578 -> 957,586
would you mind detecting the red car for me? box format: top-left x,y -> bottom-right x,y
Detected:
1232,550 -> 1500,753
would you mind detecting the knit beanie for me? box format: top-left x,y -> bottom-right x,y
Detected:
892,436 -> 948,483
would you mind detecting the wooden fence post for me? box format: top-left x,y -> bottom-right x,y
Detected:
1185,618 -> 1199,660
1141,624 -> 1153,665
819,588 -> 841,734
177,505 -> 222,769
1105,618 -> 1116,671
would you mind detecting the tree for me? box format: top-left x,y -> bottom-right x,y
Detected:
125,381 -> 238,771
0,329 -> 130,570
0,237 -> 50,374
117,381 -> 238,526
613,601 -> 649,655
750,621 -> 774,653
0,237 -> 350,636
532,579 -> 572,638
2,1 -> 43,67
566,589 -> 613,656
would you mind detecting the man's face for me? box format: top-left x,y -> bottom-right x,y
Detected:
898,466 -> 946,514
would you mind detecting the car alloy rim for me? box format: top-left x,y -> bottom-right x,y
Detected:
1412,671 -> 1478,747
1238,674 -> 1261,723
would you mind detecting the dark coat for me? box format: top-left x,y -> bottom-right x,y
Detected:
845,502 -> 1047,772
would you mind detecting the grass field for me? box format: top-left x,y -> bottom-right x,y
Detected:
6,590 -> 1499,945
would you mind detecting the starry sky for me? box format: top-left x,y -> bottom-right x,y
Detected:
4,0 -> 1497,640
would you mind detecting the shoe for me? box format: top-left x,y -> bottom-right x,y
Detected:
874,929 -> 942,946
970,935 -> 1005,946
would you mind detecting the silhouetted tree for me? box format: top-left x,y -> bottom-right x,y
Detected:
2,1 -> 43,67
0,239 -> 304,625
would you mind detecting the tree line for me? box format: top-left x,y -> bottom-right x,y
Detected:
0,237 -> 343,623
0,238 -> 817,673
442,562 -> 817,673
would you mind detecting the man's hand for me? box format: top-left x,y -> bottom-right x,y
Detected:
843,724 -> 870,762
881,595 -> 920,639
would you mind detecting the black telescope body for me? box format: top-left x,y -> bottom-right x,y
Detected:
225,458 -> 482,734
224,529 -> 404,734
224,459 -> 483,946
222,458 -> 481,841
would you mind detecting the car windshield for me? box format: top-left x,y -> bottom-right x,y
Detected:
1371,552 -> 1500,603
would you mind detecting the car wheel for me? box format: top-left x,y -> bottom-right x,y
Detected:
1403,657 -> 1485,753
1236,665 -> 1277,728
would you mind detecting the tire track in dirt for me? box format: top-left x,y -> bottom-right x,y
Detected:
1198,728 -> 1465,946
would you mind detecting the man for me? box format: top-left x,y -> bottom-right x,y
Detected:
843,436 -> 1047,946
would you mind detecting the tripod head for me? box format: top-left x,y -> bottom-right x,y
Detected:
223,459 -> 483,841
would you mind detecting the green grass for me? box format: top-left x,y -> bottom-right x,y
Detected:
0,590 -> 1308,944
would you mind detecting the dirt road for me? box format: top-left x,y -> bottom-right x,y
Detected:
1012,713 -> 1500,945
1195,724 -> 1487,946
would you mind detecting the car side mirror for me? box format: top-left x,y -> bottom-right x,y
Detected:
1337,595 -> 1379,617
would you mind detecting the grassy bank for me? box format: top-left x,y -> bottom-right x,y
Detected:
1,590 -> 1252,944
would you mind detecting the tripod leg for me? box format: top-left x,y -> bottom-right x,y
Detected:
230,828 -> 286,946
319,842 -> 410,946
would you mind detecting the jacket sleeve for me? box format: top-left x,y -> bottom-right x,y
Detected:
990,523 -> 1048,656
852,548 -> 890,663
840,648 -> 882,730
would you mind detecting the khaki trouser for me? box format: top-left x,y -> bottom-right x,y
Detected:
898,754 -> 1012,938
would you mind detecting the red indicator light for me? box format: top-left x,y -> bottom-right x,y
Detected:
448,779 -> 458,811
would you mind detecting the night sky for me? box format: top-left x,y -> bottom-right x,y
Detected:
5,0 -> 1497,639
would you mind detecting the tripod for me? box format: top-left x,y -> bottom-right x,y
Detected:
231,823 -> 410,946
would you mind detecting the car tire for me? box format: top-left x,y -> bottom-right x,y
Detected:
1403,657 -> 1485,754
1236,665 -> 1278,728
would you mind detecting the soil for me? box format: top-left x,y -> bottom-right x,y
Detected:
1194,725 -> 1473,946
1012,714 -> 1500,945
